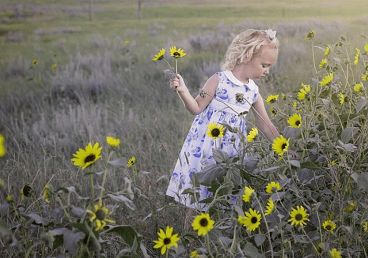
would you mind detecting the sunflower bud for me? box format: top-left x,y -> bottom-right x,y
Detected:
21,184 -> 33,199
6,195 -> 13,203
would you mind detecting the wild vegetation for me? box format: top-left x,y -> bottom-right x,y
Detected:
1,0 -> 368,257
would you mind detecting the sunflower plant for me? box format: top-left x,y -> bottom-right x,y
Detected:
0,141 -> 145,257
152,46 -> 187,107
170,31 -> 368,257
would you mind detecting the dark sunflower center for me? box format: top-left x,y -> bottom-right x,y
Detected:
85,154 -> 96,163
163,238 -> 171,245
295,214 -> 303,221
281,143 -> 287,150
173,52 -> 180,57
158,56 -> 164,60
95,209 -> 105,220
200,218 -> 208,227
211,129 -> 220,137
251,217 -> 258,224
295,120 -> 301,126
326,225 -> 331,230
23,185 -> 33,197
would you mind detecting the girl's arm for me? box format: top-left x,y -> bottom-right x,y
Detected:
252,94 -> 280,141
170,73 -> 218,115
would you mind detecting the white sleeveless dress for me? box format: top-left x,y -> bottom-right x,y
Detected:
166,70 -> 259,209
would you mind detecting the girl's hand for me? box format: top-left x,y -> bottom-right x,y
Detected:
170,74 -> 188,93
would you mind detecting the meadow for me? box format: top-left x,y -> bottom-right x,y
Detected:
1,0 -> 368,257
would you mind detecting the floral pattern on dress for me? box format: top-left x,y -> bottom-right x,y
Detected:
166,71 -> 259,210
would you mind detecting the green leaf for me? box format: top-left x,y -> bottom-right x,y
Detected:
108,157 -> 127,167
283,126 -> 301,139
27,212 -> 51,226
106,194 -> 136,210
254,234 -> 266,247
212,148 -> 230,163
63,230 -> 85,255
104,225 -> 141,250
242,156 -> 259,171
289,160 -> 300,168
295,235 -> 309,243
341,127 -> 359,143
357,172 -> 368,192
300,161 -> 319,169
226,168 -> 242,187
243,242 -> 260,257
72,222 -> 101,253
356,99 -> 368,113
196,164 -> 225,183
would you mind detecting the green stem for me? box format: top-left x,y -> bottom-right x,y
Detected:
11,203 -> 30,249
255,196 -> 274,258
311,39 -> 318,75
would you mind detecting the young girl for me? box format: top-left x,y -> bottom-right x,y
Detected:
166,29 -> 280,210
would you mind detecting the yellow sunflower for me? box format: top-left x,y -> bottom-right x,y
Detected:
153,226 -> 180,255
362,72 -> 368,81
52,64 -> 57,69
362,221 -> 368,232
206,122 -> 224,140
170,46 -> 186,59
304,29 -> 316,40
264,198 -> 275,215
320,73 -> 334,86
270,107 -> 277,117
192,213 -> 215,236
319,58 -> 328,69
247,128 -> 258,142
152,48 -> 166,61
354,48 -> 360,65
364,43 -> 368,52
0,135 -> 5,158
288,206 -> 309,227
324,46 -> 330,56
272,135 -> 289,156
42,184 -> 52,204
329,248 -> 342,258
32,59 -> 38,66
344,200 -> 357,212
190,251 -> 200,258
86,199 -> 115,231
72,142 -> 102,169
242,186 -> 255,203
127,156 -> 136,167
266,94 -> 279,104
238,208 -> 262,231
266,181 -> 281,194
106,136 -> 120,147
322,220 -> 336,232
297,83 -> 311,101
125,40 -> 130,45
287,113 -> 302,128
354,82 -> 364,95
337,93 -> 345,105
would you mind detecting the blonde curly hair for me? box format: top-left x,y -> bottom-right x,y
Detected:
221,29 -> 279,71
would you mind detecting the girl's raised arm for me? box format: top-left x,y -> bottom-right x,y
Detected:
171,73 -> 219,115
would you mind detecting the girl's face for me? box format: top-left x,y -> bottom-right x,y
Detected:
236,45 -> 278,82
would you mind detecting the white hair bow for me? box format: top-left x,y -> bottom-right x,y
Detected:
265,29 -> 277,40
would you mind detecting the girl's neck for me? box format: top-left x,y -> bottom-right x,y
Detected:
231,66 -> 250,84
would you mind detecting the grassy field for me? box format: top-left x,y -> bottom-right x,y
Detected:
1,0 -> 368,257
